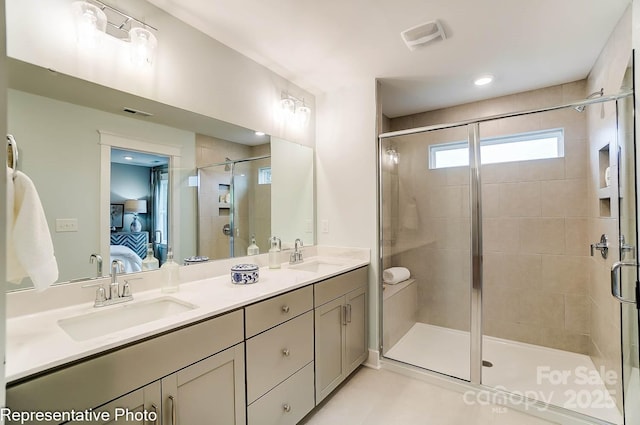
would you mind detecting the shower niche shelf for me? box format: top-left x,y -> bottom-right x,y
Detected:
598,144 -> 611,217
218,183 -> 231,215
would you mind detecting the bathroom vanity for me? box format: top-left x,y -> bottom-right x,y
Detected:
6,249 -> 369,425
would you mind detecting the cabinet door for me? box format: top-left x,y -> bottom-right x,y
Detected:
314,296 -> 345,404
345,286 -> 368,375
69,382 -> 161,425
162,343 -> 246,425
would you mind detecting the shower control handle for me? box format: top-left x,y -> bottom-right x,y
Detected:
222,224 -> 231,236
590,234 -> 609,259
620,235 -> 635,260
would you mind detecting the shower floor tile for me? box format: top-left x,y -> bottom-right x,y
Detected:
385,322 -> 623,424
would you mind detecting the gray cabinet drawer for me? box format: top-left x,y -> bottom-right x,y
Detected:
245,286 -> 313,338
246,311 -> 314,403
248,362 -> 315,425
314,266 -> 368,307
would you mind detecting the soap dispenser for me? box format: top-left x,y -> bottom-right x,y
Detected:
247,234 -> 260,256
141,243 -> 160,270
161,247 -> 180,293
268,236 -> 281,269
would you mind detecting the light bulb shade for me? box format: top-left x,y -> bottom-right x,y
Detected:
386,148 -> 399,164
129,27 -> 158,66
296,105 -> 311,126
72,1 -> 107,49
280,98 -> 295,117
124,199 -> 147,214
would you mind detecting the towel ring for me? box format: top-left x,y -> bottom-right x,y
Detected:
7,134 -> 18,180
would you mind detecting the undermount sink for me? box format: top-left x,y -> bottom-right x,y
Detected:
58,297 -> 198,342
289,259 -> 348,274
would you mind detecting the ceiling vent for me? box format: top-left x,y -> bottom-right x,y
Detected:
400,20 -> 446,51
123,107 -> 153,117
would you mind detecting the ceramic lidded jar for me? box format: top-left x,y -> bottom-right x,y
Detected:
230,264 -> 259,284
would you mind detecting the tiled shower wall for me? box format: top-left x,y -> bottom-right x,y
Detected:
386,80 -> 591,353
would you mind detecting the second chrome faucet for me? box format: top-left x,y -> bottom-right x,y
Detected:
289,238 -> 304,264
83,260 -> 134,307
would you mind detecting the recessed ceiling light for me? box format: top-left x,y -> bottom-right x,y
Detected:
474,75 -> 494,86
255,131 -> 265,136
124,156 -> 134,161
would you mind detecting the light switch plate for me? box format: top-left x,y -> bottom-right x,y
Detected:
56,218 -> 78,232
321,219 -> 329,234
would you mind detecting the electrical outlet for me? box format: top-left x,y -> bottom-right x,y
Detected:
321,219 -> 329,233
56,218 -> 78,232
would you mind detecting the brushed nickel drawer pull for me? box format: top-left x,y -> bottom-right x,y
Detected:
282,305 -> 290,313
282,348 -> 291,357
283,403 -> 292,413
168,395 -> 177,425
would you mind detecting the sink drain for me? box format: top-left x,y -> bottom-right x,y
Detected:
482,360 -> 493,367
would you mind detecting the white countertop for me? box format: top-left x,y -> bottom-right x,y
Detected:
7,252 -> 369,383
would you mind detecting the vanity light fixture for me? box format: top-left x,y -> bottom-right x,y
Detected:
71,1 -> 107,49
71,0 -> 159,66
296,104 -> 311,126
280,92 -> 312,126
129,27 -> 158,67
386,147 -> 399,164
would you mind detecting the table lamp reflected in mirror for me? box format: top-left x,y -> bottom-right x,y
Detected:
124,199 -> 147,232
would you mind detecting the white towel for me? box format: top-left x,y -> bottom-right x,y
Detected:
110,245 -> 143,273
6,168 -> 59,291
383,267 -> 410,285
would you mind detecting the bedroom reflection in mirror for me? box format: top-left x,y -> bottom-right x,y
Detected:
110,148 -> 169,273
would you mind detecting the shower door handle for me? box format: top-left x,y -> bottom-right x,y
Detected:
611,261 -> 637,304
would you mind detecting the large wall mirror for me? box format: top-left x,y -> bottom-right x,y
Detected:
7,58 -> 315,291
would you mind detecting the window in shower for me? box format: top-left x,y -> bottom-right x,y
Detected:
429,128 -> 564,169
258,166 -> 272,184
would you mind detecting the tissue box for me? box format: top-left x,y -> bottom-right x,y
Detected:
230,264 -> 259,284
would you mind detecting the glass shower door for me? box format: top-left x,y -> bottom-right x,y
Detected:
615,70 -> 640,424
380,125 -> 472,381
479,94 -> 634,424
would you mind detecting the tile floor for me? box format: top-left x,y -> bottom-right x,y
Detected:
301,367 -> 558,425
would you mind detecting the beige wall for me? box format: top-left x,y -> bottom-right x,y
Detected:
385,80 -> 591,353
586,6 -> 632,411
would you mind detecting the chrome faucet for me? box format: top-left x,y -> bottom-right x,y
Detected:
290,238 -> 304,264
89,253 -> 103,277
110,260 -> 125,299
82,259 -> 134,307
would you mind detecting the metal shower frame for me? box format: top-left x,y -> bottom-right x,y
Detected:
377,89 -> 634,386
